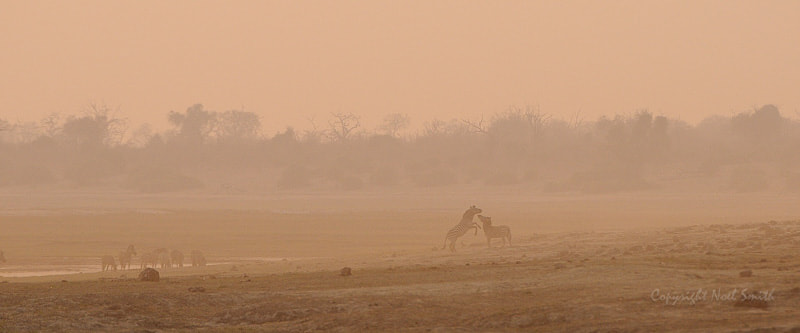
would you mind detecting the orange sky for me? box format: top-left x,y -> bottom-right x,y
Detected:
1,1 -> 798,133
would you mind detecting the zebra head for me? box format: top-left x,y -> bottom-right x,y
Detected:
477,215 -> 492,226
468,205 -> 482,214
463,205 -> 482,219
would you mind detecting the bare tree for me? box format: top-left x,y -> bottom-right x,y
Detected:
125,123 -> 154,147
301,116 -> 324,143
462,115 -> 489,135
569,109 -> 584,130
327,112 -> 361,142
86,103 -> 129,146
40,113 -> 62,137
421,119 -> 446,137
11,121 -> 41,143
379,113 -> 410,137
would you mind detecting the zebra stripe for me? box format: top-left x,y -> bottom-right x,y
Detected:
478,215 -> 511,247
442,205 -> 483,252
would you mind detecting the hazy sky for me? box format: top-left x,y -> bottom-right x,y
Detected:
1,1 -> 798,133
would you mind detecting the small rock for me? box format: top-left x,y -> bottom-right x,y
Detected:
138,268 -> 160,282
739,270 -> 753,277
61,280 -> 68,283
188,286 -> 205,293
340,267 -> 352,276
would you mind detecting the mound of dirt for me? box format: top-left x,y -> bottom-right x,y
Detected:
138,268 -> 160,282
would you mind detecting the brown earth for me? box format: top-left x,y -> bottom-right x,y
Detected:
1,193 -> 800,331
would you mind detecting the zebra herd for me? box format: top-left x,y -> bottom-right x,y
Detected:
442,205 -> 512,252
100,245 -> 207,271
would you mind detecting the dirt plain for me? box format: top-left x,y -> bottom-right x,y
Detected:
1,191 -> 800,332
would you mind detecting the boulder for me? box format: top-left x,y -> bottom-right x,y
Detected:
139,268 -> 160,282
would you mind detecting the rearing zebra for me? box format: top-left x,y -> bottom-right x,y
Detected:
442,205 -> 482,252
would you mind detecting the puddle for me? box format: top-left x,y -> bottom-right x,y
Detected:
0,257 -> 322,277
0,264 -> 99,278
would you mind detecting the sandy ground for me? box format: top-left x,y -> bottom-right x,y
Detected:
1,193 -> 800,331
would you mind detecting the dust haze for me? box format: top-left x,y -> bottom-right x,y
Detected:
2,2 -> 800,332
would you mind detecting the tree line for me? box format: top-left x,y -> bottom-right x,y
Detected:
1,103 -> 798,194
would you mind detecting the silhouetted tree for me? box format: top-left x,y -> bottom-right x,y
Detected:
326,112 -> 360,142
168,104 -> 217,145
215,110 -> 261,143
379,113 -> 410,137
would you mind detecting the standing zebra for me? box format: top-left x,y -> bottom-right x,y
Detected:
190,250 -> 206,267
158,252 -> 171,269
477,215 -> 512,248
171,249 -> 185,268
140,252 -> 158,269
101,255 -> 117,271
442,205 -> 483,252
118,244 -> 137,270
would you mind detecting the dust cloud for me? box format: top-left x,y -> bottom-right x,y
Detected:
2,2 -> 800,331
2,103 -> 800,331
